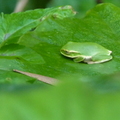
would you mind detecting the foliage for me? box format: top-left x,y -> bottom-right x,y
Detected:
2,3 -> 118,86
48,0 -> 96,17
0,3 -> 120,120
0,5 -> 75,84
1,81 -> 120,120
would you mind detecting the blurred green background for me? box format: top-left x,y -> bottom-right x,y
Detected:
1,0 -> 120,17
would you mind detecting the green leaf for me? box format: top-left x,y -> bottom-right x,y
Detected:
0,5 -> 76,84
17,3 -> 120,85
0,44 -> 44,64
0,5 -> 76,46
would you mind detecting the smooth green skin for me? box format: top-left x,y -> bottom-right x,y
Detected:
60,42 -> 112,64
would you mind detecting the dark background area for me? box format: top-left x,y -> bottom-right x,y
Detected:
1,0 -> 120,17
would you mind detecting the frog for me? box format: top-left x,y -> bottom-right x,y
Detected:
60,41 -> 112,64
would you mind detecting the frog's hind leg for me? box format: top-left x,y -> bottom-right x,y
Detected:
73,56 -> 84,63
89,54 -> 112,64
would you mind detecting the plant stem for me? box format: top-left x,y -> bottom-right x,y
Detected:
14,0 -> 29,12
13,69 -> 58,85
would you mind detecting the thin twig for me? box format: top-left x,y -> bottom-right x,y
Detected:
14,0 -> 29,13
13,69 -> 58,85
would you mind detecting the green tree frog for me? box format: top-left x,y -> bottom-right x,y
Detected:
60,42 -> 112,64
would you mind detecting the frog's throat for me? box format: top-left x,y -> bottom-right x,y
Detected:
83,56 -> 92,63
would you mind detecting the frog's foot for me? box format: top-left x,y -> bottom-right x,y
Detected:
73,56 -> 84,62
88,54 -> 112,64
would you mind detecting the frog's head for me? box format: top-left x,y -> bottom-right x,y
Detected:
60,49 -> 80,58
60,42 -> 81,58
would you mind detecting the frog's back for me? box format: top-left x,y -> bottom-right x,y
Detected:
67,42 -> 109,56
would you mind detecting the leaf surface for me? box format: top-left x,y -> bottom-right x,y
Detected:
0,5 -> 76,83
17,3 -> 120,86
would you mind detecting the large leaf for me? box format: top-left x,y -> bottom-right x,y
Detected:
0,3 -> 120,87
17,3 -> 120,84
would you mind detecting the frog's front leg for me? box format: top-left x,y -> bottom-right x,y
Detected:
73,56 -> 84,62
89,54 -> 112,64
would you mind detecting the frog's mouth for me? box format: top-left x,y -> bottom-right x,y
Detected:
60,49 -> 80,58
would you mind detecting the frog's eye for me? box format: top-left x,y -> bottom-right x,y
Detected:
65,51 -> 71,55
61,50 -> 71,55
